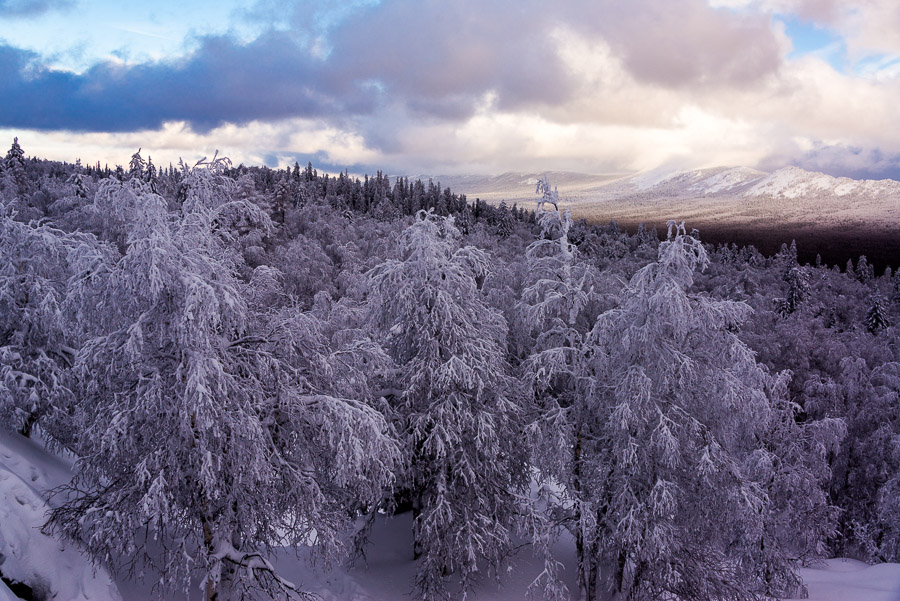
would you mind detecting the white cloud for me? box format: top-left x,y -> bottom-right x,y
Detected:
0,119 -> 380,171
4,0 -> 900,178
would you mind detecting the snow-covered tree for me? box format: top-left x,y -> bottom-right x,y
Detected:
68,170 -> 88,200
531,222 -> 831,600
856,255 -> 874,283
803,358 -> 900,559
3,137 -> 28,195
496,201 -> 514,238
368,209 -> 528,600
520,191 -> 606,601
536,175 -> 559,212
127,148 -> 145,180
50,166 -> 398,601
775,266 -> 810,316
865,296 -> 891,334
746,371 -> 844,596
0,207 -> 84,439
4,137 -> 25,169
521,199 -> 601,350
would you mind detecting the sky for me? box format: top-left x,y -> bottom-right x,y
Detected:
2,0 -> 900,179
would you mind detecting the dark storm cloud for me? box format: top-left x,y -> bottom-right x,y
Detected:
0,0 -> 785,133
0,0 -> 72,17
794,143 -> 900,180
0,32 -> 376,132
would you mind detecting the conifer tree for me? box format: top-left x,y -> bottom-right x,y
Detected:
866,296 -> 891,334
3,137 -> 29,194
775,266 -> 810,316
127,148 -> 145,180
857,255 -> 874,283
5,136 -> 24,169
496,201 -> 514,238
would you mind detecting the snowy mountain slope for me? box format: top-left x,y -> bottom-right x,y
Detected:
426,171 -> 628,203
745,166 -> 900,199
443,165 -> 900,205
437,165 -> 900,238
598,165 -> 900,201
691,166 -> 767,194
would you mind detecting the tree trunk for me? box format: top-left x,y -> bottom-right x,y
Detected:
615,550 -> 627,599
18,411 -> 38,438
203,518 -> 220,601
573,430 -> 589,600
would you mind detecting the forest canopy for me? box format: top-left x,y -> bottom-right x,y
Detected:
1,141 -> 899,601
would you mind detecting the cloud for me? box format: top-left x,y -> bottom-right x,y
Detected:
0,0 -> 789,135
717,0 -> 900,59
0,32 -> 371,133
758,140 -> 900,180
567,0 -> 782,88
3,0 -> 900,178
0,0 -> 72,18
0,118 -> 382,172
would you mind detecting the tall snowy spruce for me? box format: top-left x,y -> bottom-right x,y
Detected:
368,209 -> 529,600
49,160 -> 398,601
865,295 -> 891,334
529,222 -> 836,601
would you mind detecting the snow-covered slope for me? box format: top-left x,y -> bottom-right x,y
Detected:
437,165 -> 900,234
442,165 -> 900,206
425,171 -> 628,204
606,165 -> 900,200
745,166 -> 900,199
691,166 -> 767,194
0,431 -> 121,601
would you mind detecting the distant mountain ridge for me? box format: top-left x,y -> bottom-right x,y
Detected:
428,166 -> 900,205
615,165 -> 900,200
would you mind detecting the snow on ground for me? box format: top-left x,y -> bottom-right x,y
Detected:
0,430 -> 121,601
690,167 -> 766,194
0,581 -> 17,601
2,430 -> 900,601
800,559 -> 900,601
272,511 -> 582,601
744,166 -> 900,199
629,166 -> 691,190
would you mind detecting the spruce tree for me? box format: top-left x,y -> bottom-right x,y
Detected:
3,137 -> 28,194
857,255 -> 874,283
866,296 -> 891,334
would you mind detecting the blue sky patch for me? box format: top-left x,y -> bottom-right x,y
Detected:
778,15 -> 847,71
